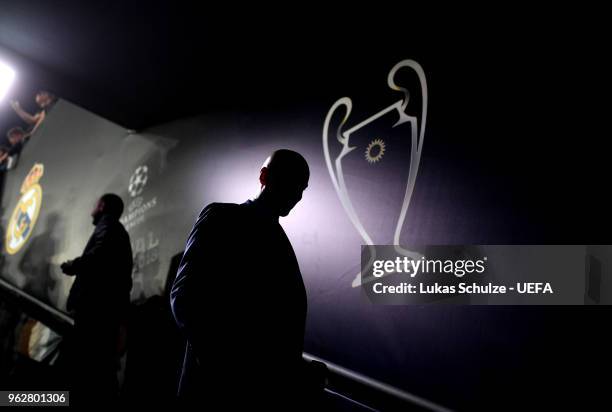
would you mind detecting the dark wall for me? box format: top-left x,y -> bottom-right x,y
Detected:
0,46 -> 609,409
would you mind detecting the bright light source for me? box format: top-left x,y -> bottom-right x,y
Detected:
0,61 -> 16,102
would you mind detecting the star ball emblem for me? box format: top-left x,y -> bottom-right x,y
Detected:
128,165 -> 149,198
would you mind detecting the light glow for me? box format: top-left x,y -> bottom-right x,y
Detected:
0,61 -> 16,102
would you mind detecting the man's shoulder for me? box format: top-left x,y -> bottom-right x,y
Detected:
95,216 -> 129,238
200,202 -> 242,215
197,202 -> 245,224
202,202 -> 242,213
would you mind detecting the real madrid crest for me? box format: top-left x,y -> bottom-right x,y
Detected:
5,163 -> 44,255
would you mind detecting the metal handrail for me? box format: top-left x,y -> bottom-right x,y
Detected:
303,353 -> 453,412
0,277 -> 73,332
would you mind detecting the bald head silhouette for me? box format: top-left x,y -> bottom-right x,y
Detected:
258,149 -> 309,217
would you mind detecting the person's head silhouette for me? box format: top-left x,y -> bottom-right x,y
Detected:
258,149 -> 309,217
6,127 -> 27,145
91,193 -> 124,225
35,90 -> 56,109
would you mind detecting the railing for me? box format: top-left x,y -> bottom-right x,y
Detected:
303,352 -> 453,412
0,277 -> 73,333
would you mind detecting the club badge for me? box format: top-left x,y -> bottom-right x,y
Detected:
6,163 -> 45,255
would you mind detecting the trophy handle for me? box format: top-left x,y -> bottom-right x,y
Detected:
323,98 -> 378,287
388,60 -> 428,260
388,59 -> 428,156
322,97 -> 351,196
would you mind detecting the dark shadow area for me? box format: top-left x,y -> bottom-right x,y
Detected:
18,213 -> 61,306
122,252 -> 184,405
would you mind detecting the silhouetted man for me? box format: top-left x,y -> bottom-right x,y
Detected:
171,149 -> 310,408
60,193 -> 133,402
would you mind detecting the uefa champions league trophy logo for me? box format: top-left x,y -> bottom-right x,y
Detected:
322,59 -> 428,287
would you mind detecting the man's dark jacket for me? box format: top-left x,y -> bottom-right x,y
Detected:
170,201 -> 307,405
66,214 -> 133,321
62,214 -> 133,398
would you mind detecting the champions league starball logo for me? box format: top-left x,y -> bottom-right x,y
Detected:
323,59 -> 428,287
128,165 -> 149,197
123,164 -> 157,231
5,164 -> 44,255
